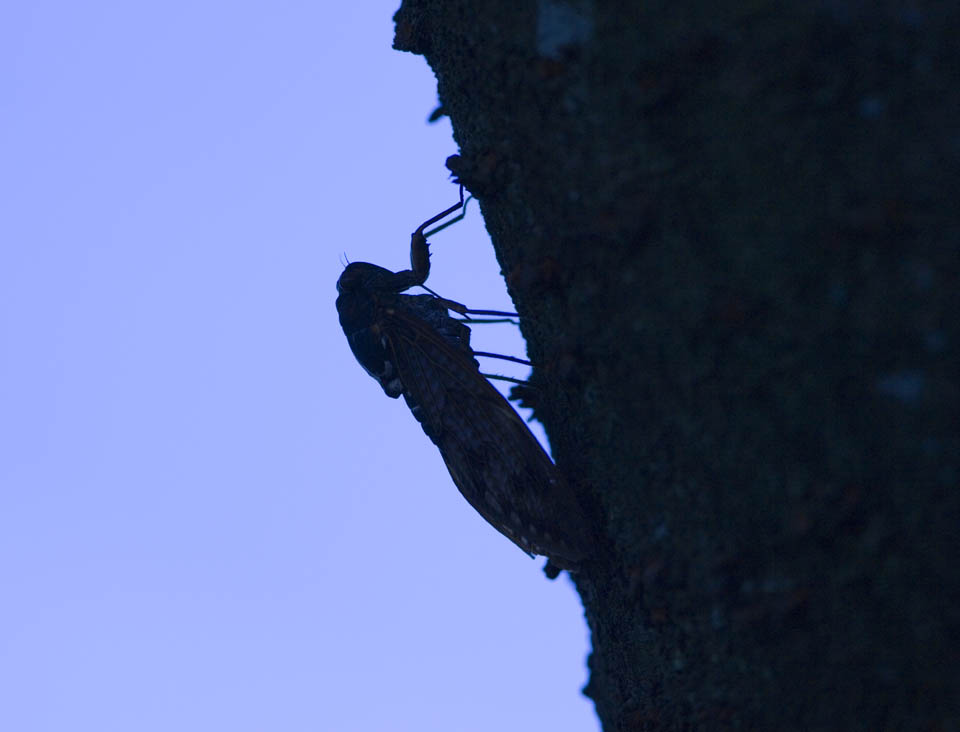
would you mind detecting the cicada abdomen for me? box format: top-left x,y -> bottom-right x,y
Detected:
335,189 -> 588,570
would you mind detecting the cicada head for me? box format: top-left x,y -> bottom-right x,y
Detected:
336,262 -> 396,295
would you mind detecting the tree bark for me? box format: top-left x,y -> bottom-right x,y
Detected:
393,1 -> 959,728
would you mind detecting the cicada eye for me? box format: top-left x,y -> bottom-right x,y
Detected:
336,263 -> 362,294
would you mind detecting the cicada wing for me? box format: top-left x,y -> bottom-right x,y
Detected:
383,304 -> 587,568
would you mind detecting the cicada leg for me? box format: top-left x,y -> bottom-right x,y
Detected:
409,185 -> 465,284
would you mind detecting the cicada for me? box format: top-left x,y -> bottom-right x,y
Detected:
335,188 -> 588,570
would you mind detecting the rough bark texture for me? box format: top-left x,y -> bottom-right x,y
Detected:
393,1 -> 959,729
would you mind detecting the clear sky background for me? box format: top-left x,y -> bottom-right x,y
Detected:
1,3 -> 597,731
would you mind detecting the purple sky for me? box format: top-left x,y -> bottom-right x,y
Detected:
1,3 -> 597,730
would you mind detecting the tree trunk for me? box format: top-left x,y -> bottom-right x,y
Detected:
393,1 -> 959,728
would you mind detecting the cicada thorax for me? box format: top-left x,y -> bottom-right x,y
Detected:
335,188 -> 589,571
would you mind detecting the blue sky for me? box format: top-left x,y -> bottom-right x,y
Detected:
1,3 -> 596,730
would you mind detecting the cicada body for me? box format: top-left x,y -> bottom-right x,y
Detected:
335,192 -> 588,570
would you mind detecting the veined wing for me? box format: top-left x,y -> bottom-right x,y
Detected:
381,296 -> 587,568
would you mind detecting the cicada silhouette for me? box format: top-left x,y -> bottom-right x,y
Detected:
335,188 -> 588,570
